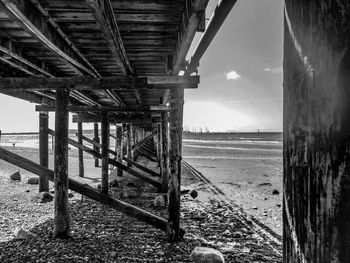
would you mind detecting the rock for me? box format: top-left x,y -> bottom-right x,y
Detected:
232,232 -> 242,238
109,180 -> 118,188
181,189 -> 190,195
272,189 -> 280,195
191,247 -> 225,263
10,170 -> 21,181
25,189 -> 30,193
121,189 -> 138,198
27,177 -> 39,185
252,206 -> 258,210
189,190 -> 198,199
68,192 -> 74,198
222,230 -> 231,236
276,203 -> 281,207
153,195 -> 166,208
110,251 -> 117,258
14,227 -> 37,239
31,192 -> 53,203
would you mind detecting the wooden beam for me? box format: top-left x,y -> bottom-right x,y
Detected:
126,124 -> 132,167
0,0 -> 96,76
0,76 -> 199,91
116,125 -> 123,177
72,114 -> 161,124
39,111 -> 49,192
48,129 -> 161,189
101,112 -> 109,194
87,0 -> 133,75
0,147 -> 185,237
77,122 -> 84,178
54,88 -> 70,238
36,105 -> 169,113
167,88 -> 184,242
123,157 -> 160,178
173,0 -> 209,74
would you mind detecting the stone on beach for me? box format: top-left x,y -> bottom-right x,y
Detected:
27,177 -> 39,185
10,170 -> 21,181
31,192 -> 53,203
190,247 -> 225,263
153,195 -> 166,208
189,189 -> 198,199
14,227 -> 37,239
272,189 -> 280,195
121,189 -> 138,198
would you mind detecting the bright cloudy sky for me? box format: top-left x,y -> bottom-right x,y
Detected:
0,0 -> 283,133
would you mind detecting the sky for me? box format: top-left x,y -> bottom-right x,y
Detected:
0,0 -> 283,133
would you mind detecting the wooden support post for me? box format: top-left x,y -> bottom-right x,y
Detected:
77,122 -> 84,177
127,124 -> 132,167
39,112 -> 49,192
54,89 -> 70,238
167,88 -> 184,242
116,125 -> 123,177
101,112 -> 109,195
122,123 -> 127,159
93,123 -> 100,167
161,112 -> 169,192
157,123 -> 162,167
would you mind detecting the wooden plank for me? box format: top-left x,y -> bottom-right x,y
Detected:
0,0 -> 96,76
122,157 -> 160,178
101,112 -> 109,194
35,105 -> 169,113
54,88 -> 70,238
0,76 -> 199,91
77,122 -> 84,178
47,129 -> 162,189
87,0 -> 133,75
0,147 -> 185,237
167,88 -> 184,241
39,111 -> 49,192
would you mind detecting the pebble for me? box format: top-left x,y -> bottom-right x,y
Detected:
272,189 -> 280,195
9,170 -> 21,181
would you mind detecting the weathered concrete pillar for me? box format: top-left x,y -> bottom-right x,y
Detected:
39,111 -> 49,192
283,1 -> 350,262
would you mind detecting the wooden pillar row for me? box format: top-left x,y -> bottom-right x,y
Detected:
93,123 -> 100,167
39,111 -> 49,192
54,89 -> 70,238
101,111 -> 109,195
77,122 -> 84,178
167,87 -> 184,242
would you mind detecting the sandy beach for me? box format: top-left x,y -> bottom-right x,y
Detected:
0,144 -> 282,262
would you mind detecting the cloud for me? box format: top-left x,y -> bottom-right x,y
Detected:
264,67 -> 283,74
226,70 -> 241,80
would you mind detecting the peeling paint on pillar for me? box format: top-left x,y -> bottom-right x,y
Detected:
284,1 -> 350,262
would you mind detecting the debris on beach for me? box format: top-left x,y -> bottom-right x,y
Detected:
14,227 -> 37,240
31,192 -> 53,203
272,189 -> 280,195
9,170 -> 21,181
153,195 -> 166,208
257,182 -> 272,187
27,177 -> 39,185
190,246 -> 225,263
190,189 -> 198,199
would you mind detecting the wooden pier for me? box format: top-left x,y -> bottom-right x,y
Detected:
0,0 -> 350,262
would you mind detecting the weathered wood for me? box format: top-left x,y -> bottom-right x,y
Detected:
283,1 -> 350,262
101,112 -> 109,195
0,76 -> 199,91
77,122 -> 84,178
116,125 -> 123,177
93,123 -> 99,167
48,129 -> 162,189
35,105 -> 169,113
126,124 -> 132,167
167,88 -> 184,241
39,112 -> 49,192
87,0 -> 133,75
0,147 -> 184,237
161,112 -> 169,192
123,157 -> 160,178
157,123 -> 162,167
72,114 -> 161,124
54,89 -> 70,238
